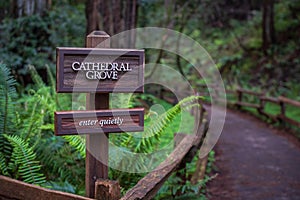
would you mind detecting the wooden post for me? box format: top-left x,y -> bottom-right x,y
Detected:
95,179 -> 121,200
279,100 -> 286,117
85,31 -> 110,198
279,99 -> 286,126
258,96 -> 265,115
55,30 -> 144,199
236,89 -> 242,109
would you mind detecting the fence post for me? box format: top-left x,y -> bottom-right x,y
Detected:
280,101 -> 285,117
279,100 -> 286,126
236,89 -> 242,109
95,179 -> 121,200
258,96 -> 265,114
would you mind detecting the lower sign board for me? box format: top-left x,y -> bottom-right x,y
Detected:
55,108 -> 144,136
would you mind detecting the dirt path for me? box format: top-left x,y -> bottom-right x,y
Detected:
207,109 -> 300,200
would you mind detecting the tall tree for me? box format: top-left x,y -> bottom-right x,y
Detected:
262,0 -> 275,55
102,0 -> 138,47
10,0 -> 51,18
85,0 -> 100,35
85,0 -> 138,47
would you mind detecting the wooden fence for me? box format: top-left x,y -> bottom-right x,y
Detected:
120,99 -> 208,200
0,175 -> 92,200
197,84 -> 300,129
0,98 -> 209,200
121,123 -> 208,200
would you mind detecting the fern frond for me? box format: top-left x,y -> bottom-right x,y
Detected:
42,181 -> 76,194
27,65 -> 45,88
0,152 -> 9,176
18,79 -> 55,142
4,134 -> 46,185
63,136 -> 86,158
134,95 -> 202,153
0,63 -> 17,137
46,64 -> 56,95
0,63 -> 17,161
116,95 -> 201,153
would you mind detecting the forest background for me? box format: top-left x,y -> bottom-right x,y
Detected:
0,0 -> 299,199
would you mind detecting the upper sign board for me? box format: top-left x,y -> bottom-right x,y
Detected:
56,47 -> 144,93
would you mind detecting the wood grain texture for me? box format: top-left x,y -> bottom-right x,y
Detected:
237,88 -> 263,96
235,101 -> 260,109
121,122 -> 208,200
56,47 -> 144,93
55,108 -> 144,135
95,179 -> 121,200
278,96 -> 300,108
0,175 -> 92,200
85,31 -> 111,199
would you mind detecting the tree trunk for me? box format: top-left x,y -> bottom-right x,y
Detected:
262,0 -> 275,55
96,0 -> 137,47
85,0 -> 100,35
0,1 -> 10,21
10,0 -> 49,18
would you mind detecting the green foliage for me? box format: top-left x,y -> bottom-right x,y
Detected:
112,95 -> 201,154
63,136 -> 86,158
109,95 -> 201,192
43,180 -> 77,194
0,63 -> 46,186
0,0 -> 298,197
0,63 -> 16,163
155,150 -> 216,200
0,152 -> 8,176
0,62 -> 202,195
0,64 -> 85,193
137,95 -> 201,153
0,4 -> 85,79
0,63 -> 17,136
4,134 -> 46,185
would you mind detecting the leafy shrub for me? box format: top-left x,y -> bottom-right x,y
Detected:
0,4 -> 86,83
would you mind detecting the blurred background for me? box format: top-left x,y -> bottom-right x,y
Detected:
0,0 -> 299,96
0,0 -> 299,199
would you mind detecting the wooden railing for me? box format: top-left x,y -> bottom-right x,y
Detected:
121,99 -> 208,200
121,123 -> 208,200
0,175 -> 92,200
1,97 -> 209,200
197,84 -> 300,129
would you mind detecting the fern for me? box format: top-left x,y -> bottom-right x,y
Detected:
132,95 -> 203,153
63,136 -> 86,158
18,66 -> 55,143
42,180 -> 77,194
27,65 -> 45,88
0,63 -> 17,164
0,63 -> 17,141
4,134 -> 46,185
0,152 -> 8,176
46,64 -> 56,96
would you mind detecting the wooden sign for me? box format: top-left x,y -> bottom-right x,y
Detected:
55,108 -> 144,136
56,47 -> 144,93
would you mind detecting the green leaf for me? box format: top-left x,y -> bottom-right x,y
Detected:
4,134 -> 46,185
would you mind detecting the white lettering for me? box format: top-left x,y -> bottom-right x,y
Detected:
71,62 -> 132,80
125,63 -> 132,71
99,117 -> 124,127
78,120 -> 98,126
72,62 -> 80,71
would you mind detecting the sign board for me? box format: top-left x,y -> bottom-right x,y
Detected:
56,47 -> 144,93
55,108 -> 144,136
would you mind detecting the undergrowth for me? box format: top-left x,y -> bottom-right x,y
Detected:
155,150 -> 216,200
0,62 -> 203,196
